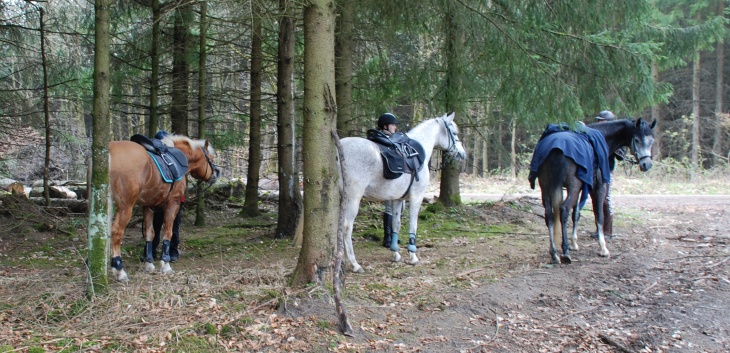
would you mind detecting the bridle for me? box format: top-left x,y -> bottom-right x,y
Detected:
191,145 -> 221,194
631,134 -> 652,165
439,118 -> 462,161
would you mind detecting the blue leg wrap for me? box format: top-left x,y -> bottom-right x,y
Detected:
390,232 -> 399,252
111,256 -> 123,271
160,239 -> 171,263
407,233 -> 417,253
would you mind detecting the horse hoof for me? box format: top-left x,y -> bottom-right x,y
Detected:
115,269 -> 129,282
551,256 -> 561,265
160,262 -> 173,275
406,252 -> 419,265
560,255 -> 572,264
599,250 -> 610,258
352,265 -> 364,273
393,252 -> 402,263
144,262 -> 156,272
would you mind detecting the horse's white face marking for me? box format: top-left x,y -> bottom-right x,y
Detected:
633,127 -> 655,172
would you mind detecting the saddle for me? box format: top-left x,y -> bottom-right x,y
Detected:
366,130 -> 426,180
130,134 -> 188,183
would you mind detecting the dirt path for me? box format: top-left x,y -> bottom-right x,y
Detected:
335,194 -> 730,352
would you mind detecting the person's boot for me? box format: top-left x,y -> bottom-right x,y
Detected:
382,213 -> 392,248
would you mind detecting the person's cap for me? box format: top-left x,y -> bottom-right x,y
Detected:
596,110 -> 616,120
377,113 -> 398,128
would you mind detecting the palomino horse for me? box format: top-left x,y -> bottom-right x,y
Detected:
109,135 -> 220,282
529,119 -> 655,264
340,112 -> 467,272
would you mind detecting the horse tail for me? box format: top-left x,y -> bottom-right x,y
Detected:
538,149 -> 570,222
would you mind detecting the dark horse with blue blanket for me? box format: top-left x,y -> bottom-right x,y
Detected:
528,119 -> 656,264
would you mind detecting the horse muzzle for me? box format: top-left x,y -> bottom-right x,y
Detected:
207,165 -> 221,184
638,156 -> 652,172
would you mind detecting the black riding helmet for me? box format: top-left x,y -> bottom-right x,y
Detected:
377,113 -> 398,129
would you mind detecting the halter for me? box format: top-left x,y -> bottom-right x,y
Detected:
438,118 -> 462,161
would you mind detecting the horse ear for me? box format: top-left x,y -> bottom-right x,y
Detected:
650,119 -> 657,129
446,112 -> 455,122
635,118 -> 642,129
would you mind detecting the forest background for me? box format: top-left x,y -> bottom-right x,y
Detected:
1,0 -> 729,290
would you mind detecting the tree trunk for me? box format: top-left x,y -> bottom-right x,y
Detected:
691,51 -> 700,180
242,0 -> 263,217
148,0 -> 161,136
195,0 -> 208,226
713,1 -> 725,167
291,0 -> 338,287
87,0 -> 112,296
171,2 -> 191,136
40,8 -> 51,207
275,0 -> 302,239
510,117 -> 517,179
335,0 -> 354,137
438,1 -> 464,207
651,60 -> 662,161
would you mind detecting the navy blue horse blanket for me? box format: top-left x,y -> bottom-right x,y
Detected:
528,123 -> 611,209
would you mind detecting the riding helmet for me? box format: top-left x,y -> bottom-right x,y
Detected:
377,113 -> 398,129
596,110 -> 616,121
154,130 -> 170,140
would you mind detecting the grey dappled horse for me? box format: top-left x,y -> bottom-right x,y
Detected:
531,119 -> 655,264
340,112 -> 467,272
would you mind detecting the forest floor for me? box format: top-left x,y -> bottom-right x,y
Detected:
0,174 -> 729,352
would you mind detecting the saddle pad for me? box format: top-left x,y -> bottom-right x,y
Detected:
130,134 -> 188,183
147,149 -> 188,183
376,139 -> 426,180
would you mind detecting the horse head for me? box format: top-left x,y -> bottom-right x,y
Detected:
632,118 -> 656,172
168,136 -> 221,183
437,112 -> 467,161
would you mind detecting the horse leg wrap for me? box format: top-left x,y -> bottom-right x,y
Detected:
407,233 -> 417,253
160,239 -> 171,263
141,241 -> 154,263
111,256 -> 123,271
390,232 -> 400,252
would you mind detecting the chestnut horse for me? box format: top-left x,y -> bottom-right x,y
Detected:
109,135 -> 220,282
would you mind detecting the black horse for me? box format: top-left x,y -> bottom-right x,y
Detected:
529,119 -> 656,264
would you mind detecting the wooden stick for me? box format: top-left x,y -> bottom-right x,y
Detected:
599,333 -> 635,353
332,129 -> 354,337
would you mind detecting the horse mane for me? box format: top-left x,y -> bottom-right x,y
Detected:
407,118 -> 437,136
165,134 -> 215,155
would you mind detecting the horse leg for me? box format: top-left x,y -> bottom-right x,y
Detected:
405,199 -> 422,265
158,204 -> 180,275
569,203 -> 580,252
591,179 -> 610,258
541,183 -> 561,265
560,183 -> 582,264
390,200 -> 403,262
343,197 -> 364,272
111,205 -> 133,282
141,207 -> 156,272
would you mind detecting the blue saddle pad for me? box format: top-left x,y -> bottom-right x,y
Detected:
130,134 -> 188,183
